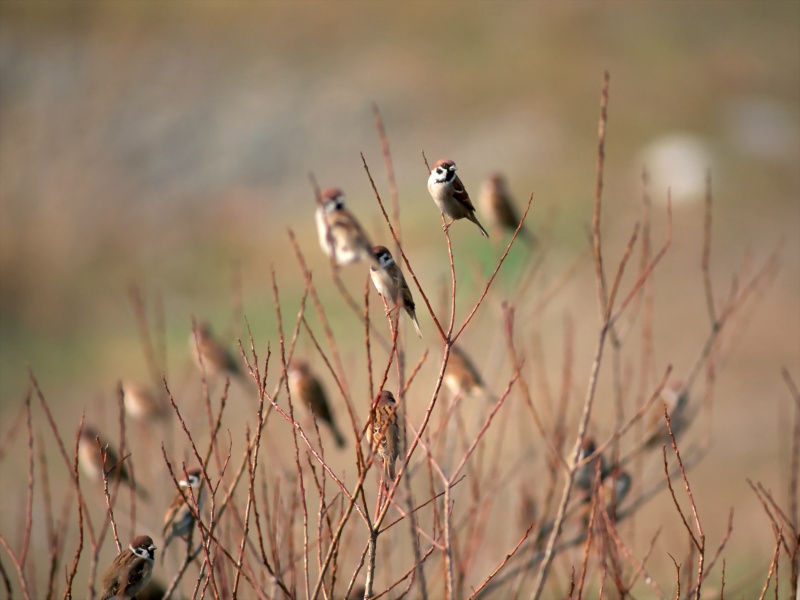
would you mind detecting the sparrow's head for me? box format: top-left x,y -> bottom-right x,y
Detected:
195,321 -> 213,341
288,360 -> 311,382
180,468 -> 203,489
376,390 -> 396,408
129,535 -> 157,562
80,425 -> 100,442
372,246 -> 395,270
579,437 -> 597,460
430,159 -> 457,184
321,188 -> 346,213
485,172 -> 505,191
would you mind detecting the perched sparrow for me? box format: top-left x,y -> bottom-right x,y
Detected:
162,468 -> 204,554
369,245 -> 423,338
427,158 -> 489,237
288,360 -> 347,448
315,187 -> 379,267
602,468 -> 632,512
580,468 -> 632,526
190,321 -> 244,381
98,534 -> 157,600
79,426 -> 147,499
480,172 -> 533,242
574,437 -> 607,495
121,380 -> 169,423
644,380 -> 693,449
443,345 -> 494,402
367,391 -> 400,481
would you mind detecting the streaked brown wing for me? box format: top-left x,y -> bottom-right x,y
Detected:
123,557 -> 153,596
162,490 -> 186,536
495,192 -> 521,230
449,346 -> 483,388
452,176 -> 477,211
99,551 -> 129,599
306,377 -> 334,425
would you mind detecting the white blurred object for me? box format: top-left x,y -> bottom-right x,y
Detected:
639,134 -> 714,205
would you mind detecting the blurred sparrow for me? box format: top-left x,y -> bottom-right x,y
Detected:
574,437 -> 607,494
346,585 -> 367,600
162,467 -> 204,555
133,579 -> 167,600
367,390 -> 400,482
98,534 -> 157,600
602,468 -> 632,511
190,321 -> 244,381
369,245 -> 423,338
580,468 -> 632,526
644,380 -> 693,449
315,187 -> 379,267
443,345 -> 494,402
480,172 -> 533,242
121,380 -> 169,423
427,158 -> 489,237
79,426 -> 147,499
288,360 -> 347,448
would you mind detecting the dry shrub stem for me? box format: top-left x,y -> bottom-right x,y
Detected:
3,73 -> 793,600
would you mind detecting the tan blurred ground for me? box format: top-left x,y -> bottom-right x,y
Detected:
1,1 -> 798,596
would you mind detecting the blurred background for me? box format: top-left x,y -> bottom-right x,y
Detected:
1,1 -> 798,596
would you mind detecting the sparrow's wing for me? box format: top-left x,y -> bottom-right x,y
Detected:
201,339 -> 241,376
451,176 -> 477,211
123,556 -> 153,596
495,191 -> 522,230
99,551 -> 129,599
450,347 -> 483,387
162,490 -> 185,537
306,378 -> 335,425
100,445 -> 133,485
394,268 -> 423,337
330,212 -> 372,247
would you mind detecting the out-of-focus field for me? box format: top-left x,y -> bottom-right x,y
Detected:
1,1 -> 798,597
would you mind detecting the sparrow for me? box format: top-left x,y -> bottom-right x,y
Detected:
367,390 -> 400,481
480,172 -> 533,242
644,380 -> 693,450
369,245 -> 423,338
190,321 -> 244,381
427,158 -> 489,237
162,467 -> 204,555
574,437 -> 607,495
288,360 -> 347,448
78,426 -> 147,499
443,345 -> 494,402
314,187 -> 379,267
121,380 -> 169,423
98,534 -> 157,600
602,468 -> 632,512
580,468 -> 632,526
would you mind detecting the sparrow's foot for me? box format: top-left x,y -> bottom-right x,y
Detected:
384,304 -> 400,317
442,220 -> 453,232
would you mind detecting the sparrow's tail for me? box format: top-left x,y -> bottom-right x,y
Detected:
330,424 -> 347,449
384,457 -> 396,483
132,482 -> 150,502
469,213 -> 490,238
408,311 -> 423,339
160,534 -> 173,564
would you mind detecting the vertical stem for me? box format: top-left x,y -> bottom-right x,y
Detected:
364,528 -> 378,598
